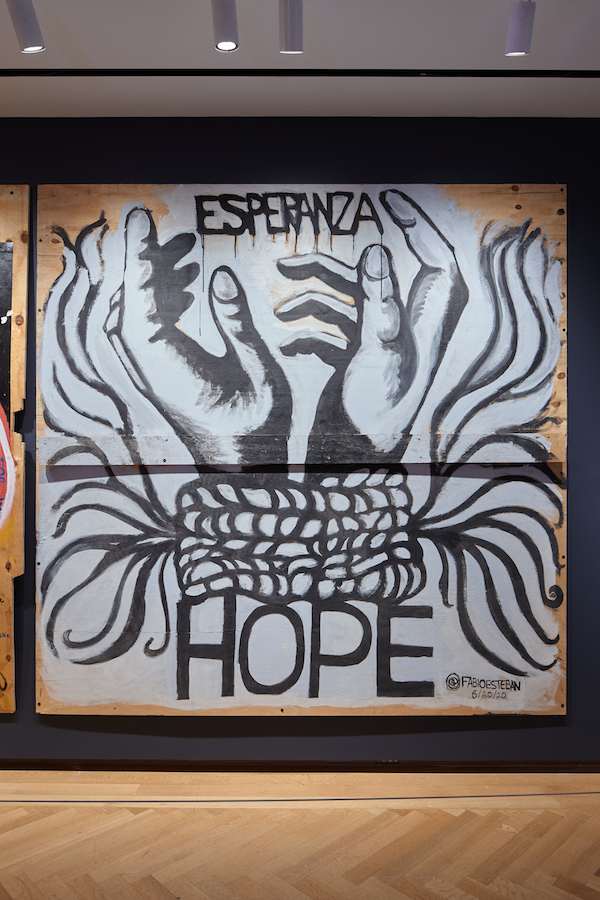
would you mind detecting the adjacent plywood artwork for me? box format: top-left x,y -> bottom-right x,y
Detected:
36,184 -> 566,715
0,187 -> 28,714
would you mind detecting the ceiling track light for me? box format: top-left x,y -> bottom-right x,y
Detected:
505,0 -> 536,57
280,0 -> 303,54
212,0 -> 239,52
5,0 -> 45,53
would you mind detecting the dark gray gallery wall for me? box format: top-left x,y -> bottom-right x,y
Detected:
0,116 -> 598,764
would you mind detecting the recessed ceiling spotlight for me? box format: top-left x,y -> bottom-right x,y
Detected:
5,0 -> 45,52
212,0 -> 239,52
280,0 -> 303,54
505,0 -> 536,56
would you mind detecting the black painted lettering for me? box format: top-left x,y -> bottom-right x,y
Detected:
309,601 -> 372,698
329,192 -> 355,236
264,193 -> 288,235
377,604 -> 434,697
246,192 -> 268,236
312,192 -> 333,234
195,190 -> 383,239
176,591 -> 236,699
219,194 -> 253,236
281,193 -> 319,236
351,193 -> 384,235
280,193 -> 301,234
296,193 -> 319,235
195,195 -> 223,235
239,606 -> 305,694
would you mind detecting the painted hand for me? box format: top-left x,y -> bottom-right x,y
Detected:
275,191 -> 468,457
105,207 -> 292,464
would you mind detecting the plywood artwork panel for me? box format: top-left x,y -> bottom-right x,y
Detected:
36,184 -> 566,715
0,187 -> 28,714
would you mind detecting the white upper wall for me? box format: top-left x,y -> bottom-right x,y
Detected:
0,0 -> 599,116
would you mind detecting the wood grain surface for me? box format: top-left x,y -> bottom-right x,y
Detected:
0,772 -> 597,900
35,184 -> 567,717
36,183 -> 567,460
0,185 -> 28,714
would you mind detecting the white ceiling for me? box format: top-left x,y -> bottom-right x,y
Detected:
0,0 -> 599,117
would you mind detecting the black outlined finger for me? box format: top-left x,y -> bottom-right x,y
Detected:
380,190 -> 457,269
209,266 -> 262,344
275,292 -> 357,339
124,207 -> 154,274
277,253 -> 359,297
361,244 -> 395,298
123,208 -> 198,332
120,208 -> 160,343
212,268 -> 241,302
358,244 -> 404,343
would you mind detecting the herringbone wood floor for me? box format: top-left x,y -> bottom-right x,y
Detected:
0,774 -> 599,899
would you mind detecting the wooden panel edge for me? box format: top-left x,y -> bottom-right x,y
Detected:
0,185 -> 28,714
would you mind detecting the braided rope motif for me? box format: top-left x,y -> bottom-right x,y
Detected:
174,470 -> 424,606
